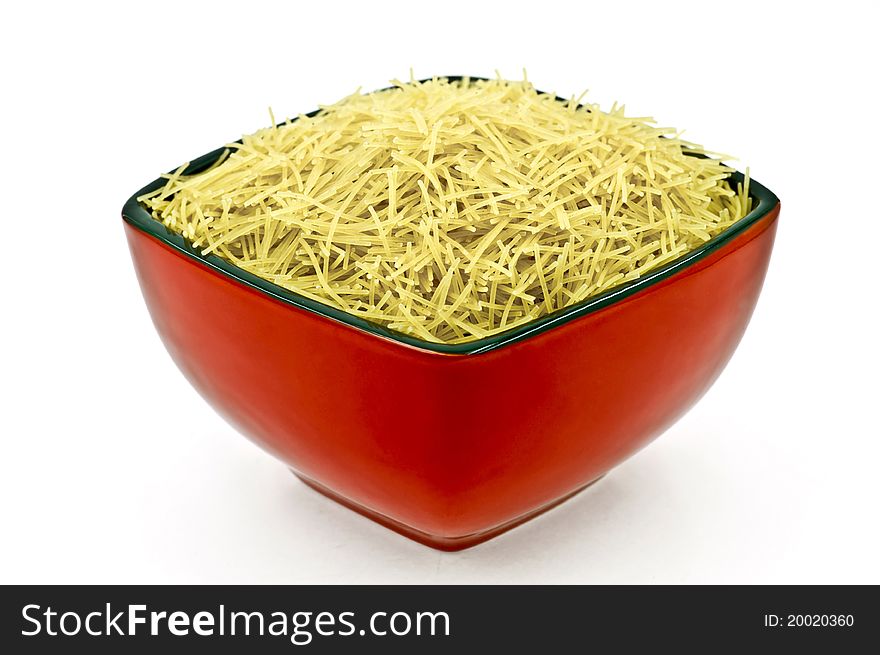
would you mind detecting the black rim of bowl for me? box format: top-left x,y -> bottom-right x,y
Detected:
122,77 -> 780,356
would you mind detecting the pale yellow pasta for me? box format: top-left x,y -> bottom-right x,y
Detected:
141,76 -> 751,344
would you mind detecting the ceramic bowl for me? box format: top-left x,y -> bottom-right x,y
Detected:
122,90 -> 780,550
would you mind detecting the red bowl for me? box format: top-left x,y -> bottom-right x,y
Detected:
123,143 -> 779,550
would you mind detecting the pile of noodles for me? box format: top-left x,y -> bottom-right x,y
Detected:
141,76 -> 750,344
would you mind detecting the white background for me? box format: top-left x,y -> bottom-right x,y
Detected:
2,0 -> 878,584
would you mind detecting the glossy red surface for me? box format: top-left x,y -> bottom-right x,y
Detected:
124,205 -> 778,550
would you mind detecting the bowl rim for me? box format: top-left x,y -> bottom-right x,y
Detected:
122,77 -> 780,356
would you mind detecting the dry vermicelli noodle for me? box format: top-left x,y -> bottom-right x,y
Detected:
140,76 -> 751,344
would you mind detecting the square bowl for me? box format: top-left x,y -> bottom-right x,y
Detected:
122,105 -> 780,550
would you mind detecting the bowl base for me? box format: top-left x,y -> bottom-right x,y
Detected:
291,470 -> 604,551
